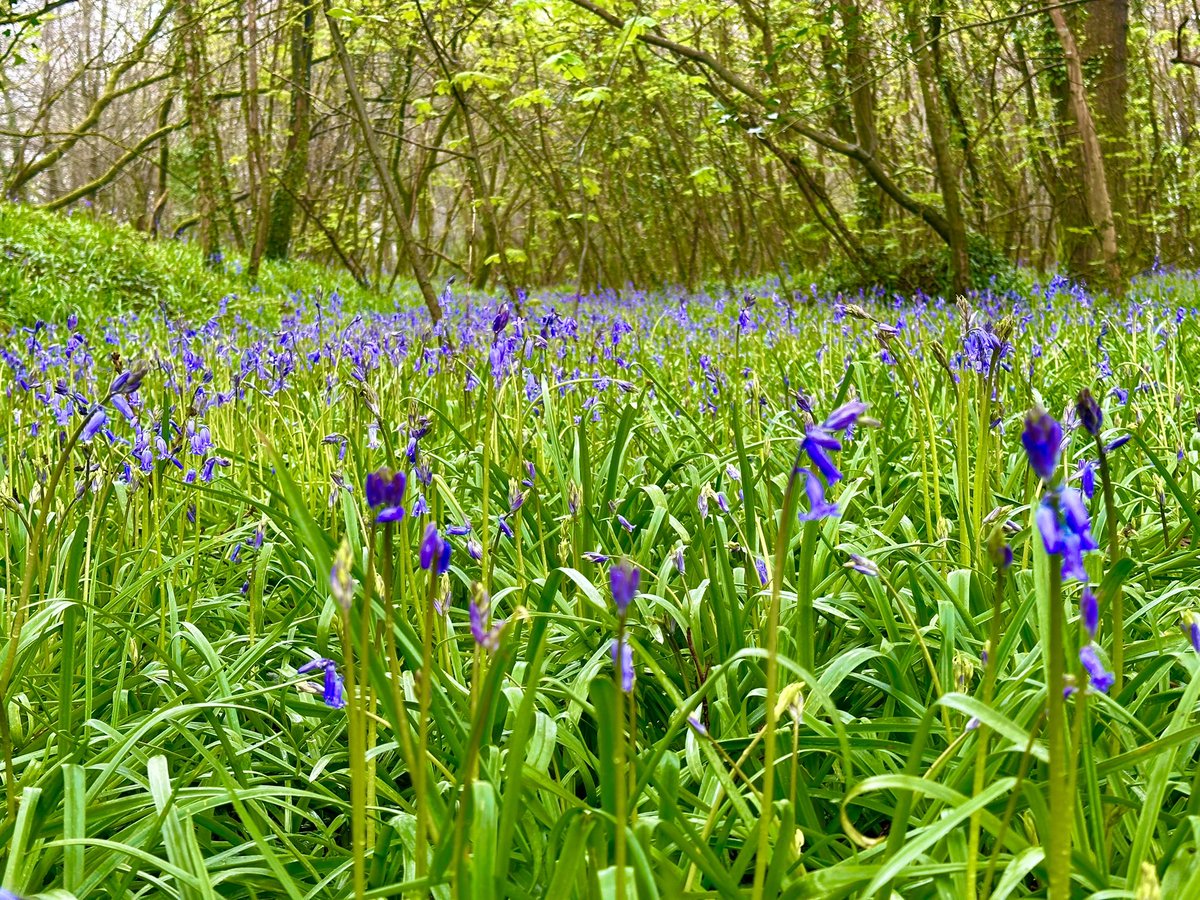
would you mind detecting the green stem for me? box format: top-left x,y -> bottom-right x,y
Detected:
751,452 -> 805,900
1046,553 -> 1072,899
1095,445 -> 1123,692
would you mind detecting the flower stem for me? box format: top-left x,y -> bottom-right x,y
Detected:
1046,553 -> 1072,899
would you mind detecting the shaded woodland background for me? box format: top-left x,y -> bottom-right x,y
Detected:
2,0 -> 1197,304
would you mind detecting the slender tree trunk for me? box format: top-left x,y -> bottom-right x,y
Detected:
241,0 -> 270,276
903,0 -> 971,293
179,0 -> 220,262
264,0 -> 315,260
323,0 -> 442,321
1084,1 -> 1129,242
1049,7 -> 1121,287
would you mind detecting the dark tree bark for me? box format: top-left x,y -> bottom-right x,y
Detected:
264,0 -> 316,260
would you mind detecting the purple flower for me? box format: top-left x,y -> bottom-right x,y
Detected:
447,521 -> 472,537
673,547 -> 686,575
492,303 -> 511,335
797,468 -> 839,521
754,557 -> 769,586
498,515 -> 514,539
419,524 -> 443,571
298,658 -> 346,709
1185,613 -> 1200,654
1076,389 -> 1102,437
81,407 -> 107,442
470,587 -> 503,652
617,514 -> 635,533
844,554 -> 879,577
611,636 -> 635,692
1079,644 -> 1115,693
687,714 -> 707,736
1104,435 -> 1130,453
1022,408 -> 1062,483
109,367 -> 146,397
365,468 -> 406,523
801,429 -> 843,483
1079,459 -> 1096,499
822,400 -> 868,431
1080,587 -> 1098,639
610,560 -> 640,616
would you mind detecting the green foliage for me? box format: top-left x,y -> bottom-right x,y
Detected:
0,203 -> 391,326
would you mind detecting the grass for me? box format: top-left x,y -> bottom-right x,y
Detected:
2,209 -> 1200,897
0,202 -> 393,325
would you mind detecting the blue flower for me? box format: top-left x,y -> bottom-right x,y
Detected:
797,468 -> 839,521
365,468 -> 406,523
610,560 -> 639,617
298,658 -> 346,709
1036,488 -> 1097,582
470,585 -> 503,652
419,524 -> 446,572
1183,612 -> 1200,654
81,407 -> 107,442
611,636 -> 635,692
1021,408 -> 1062,483
1079,644 -> 1115,693
1076,389 -> 1102,436
1079,459 -> 1096,499
1080,587 -> 1098,640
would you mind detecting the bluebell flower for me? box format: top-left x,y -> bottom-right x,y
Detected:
298,657 -> 346,709
1076,389 -> 1102,437
419,524 -> 444,571
610,560 -> 639,617
673,547 -> 686,575
470,584 -> 503,652
1079,644 -> 1115,693
447,521 -> 472,537
798,468 -> 839,521
365,468 -> 406,523
1021,408 -> 1062,483
1036,488 -> 1097,582
1183,612 -> 1200,654
611,636 -> 635,692
498,515 -> 514,539
1080,587 -> 1098,639
617,514 -> 635,533
1104,435 -> 1130,453
844,554 -> 879,577
1079,459 -> 1096,499
754,557 -> 769,586
81,407 -> 107,442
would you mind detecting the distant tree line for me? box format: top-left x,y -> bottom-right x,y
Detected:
1,0 -> 1195,308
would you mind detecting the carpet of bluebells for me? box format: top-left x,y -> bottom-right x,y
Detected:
2,275 -> 1200,898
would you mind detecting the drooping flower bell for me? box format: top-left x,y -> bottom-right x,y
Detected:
798,468 -> 839,521
610,559 -> 639,617
419,523 -> 451,573
298,657 -> 346,709
1022,408 -> 1063,483
1183,612 -> 1200,654
800,399 -> 869,484
1079,644 -> 1115,693
611,636 -> 635,693
1076,389 -> 1102,437
365,468 -> 406,523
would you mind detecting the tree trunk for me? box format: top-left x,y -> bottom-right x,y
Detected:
1049,7 -> 1121,287
903,0 -> 971,294
323,0 -> 442,322
179,0 -> 220,263
264,0 -> 316,260
1083,1 -> 1128,239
